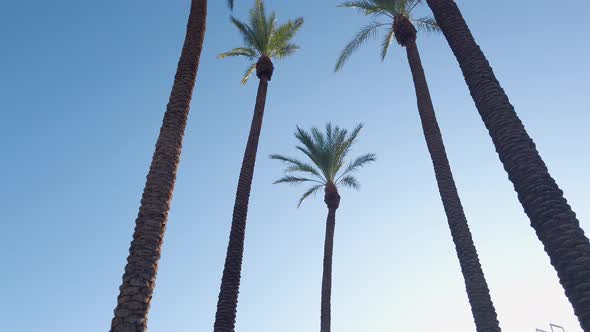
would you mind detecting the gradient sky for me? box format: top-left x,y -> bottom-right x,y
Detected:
1,0 -> 589,331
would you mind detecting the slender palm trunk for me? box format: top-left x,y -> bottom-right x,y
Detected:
426,1 -> 590,329
320,207 -> 337,332
405,40 -> 501,331
213,64 -> 271,332
320,186 -> 340,332
110,1 -> 206,331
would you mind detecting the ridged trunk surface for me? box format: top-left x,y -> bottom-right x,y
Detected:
213,74 -> 270,332
111,1 -> 207,331
405,39 -> 501,332
321,185 -> 340,332
426,0 -> 590,330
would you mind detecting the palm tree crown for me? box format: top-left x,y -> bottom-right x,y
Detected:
271,124 -> 376,207
218,0 -> 303,84
335,0 -> 439,71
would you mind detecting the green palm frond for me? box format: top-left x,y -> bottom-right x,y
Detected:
412,16 -> 440,33
268,16 -> 303,60
269,154 -> 324,180
274,175 -> 324,185
269,18 -> 304,58
229,16 -> 259,51
249,1 -> 273,55
335,21 -> 386,72
217,47 -> 257,60
227,0 -> 234,10
380,27 -> 395,60
337,153 -> 377,180
295,126 -> 323,168
338,175 -> 361,190
339,0 -> 392,17
274,43 -> 300,59
311,126 -> 327,150
271,123 -> 375,207
336,0 -> 437,69
331,125 -> 354,179
335,123 -> 363,165
241,62 -> 257,85
220,0 -> 303,83
297,184 -> 324,208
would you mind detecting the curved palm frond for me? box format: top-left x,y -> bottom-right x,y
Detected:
217,47 -> 257,60
412,16 -> 440,33
241,62 -> 257,85
337,153 -> 377,181
380,27 -> 396,60
274,43 -> 300,59
295,126 -> 323,171
336,0 -> 438,69
271,123 -> 375,207
297,184 -> 324,208
331,125 -> 353,179
269,154 -> 324,181
339,0 -> 392,18
334,123 -> 363,166
274,175 -> 324,186
229,16 -> 260,52
338,175 -> 361,190
335,21 -> 386,72
270,17 -> 304,58
227,0 -> 234,10
220,0 -> 303,83
249,1 -> 273,55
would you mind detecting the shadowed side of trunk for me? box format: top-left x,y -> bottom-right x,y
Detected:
111,1 -> 207,331
392,13 -> 500,331
320,185 -> 340,332
405,39 -> 500,332
213,57 -> 273,332
426,1 -> 590,329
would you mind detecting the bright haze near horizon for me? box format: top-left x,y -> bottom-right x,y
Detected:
1,0 -> 589,331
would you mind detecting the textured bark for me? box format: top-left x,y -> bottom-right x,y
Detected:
393,14 -> 417,47
426,0 -> 590,330
256,55 -> 274,81
110,1 -> 206,331
321,184 -> 340,332
405,38 -> 501,332
213,67 -> 271,332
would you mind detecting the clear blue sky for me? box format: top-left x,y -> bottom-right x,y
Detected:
1,0 -> 589,331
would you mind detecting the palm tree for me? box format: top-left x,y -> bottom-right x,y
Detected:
425,0 -> 590,330
271,123 -> 376,332
336,1 -> 500,331
213,2 -> 303,331
110,1 -> 207,331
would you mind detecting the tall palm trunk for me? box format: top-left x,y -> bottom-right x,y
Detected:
321,185 -> 340,332
397,16 -> 500,330
213,57 -> 273,332
111,1 -> 206,331
425,1 -> 590,329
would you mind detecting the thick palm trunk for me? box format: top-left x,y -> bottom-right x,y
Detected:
320,186 -> 340,332
321,207 -> 337,332
110,1 -> 206,331
405,41 -> 501,331
425,1 -> 590,329
213,74 -> 270,332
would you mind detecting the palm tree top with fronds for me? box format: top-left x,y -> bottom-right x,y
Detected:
218,0 -> 304,84
335,0 -> 439,71
271,123 -> 376,207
